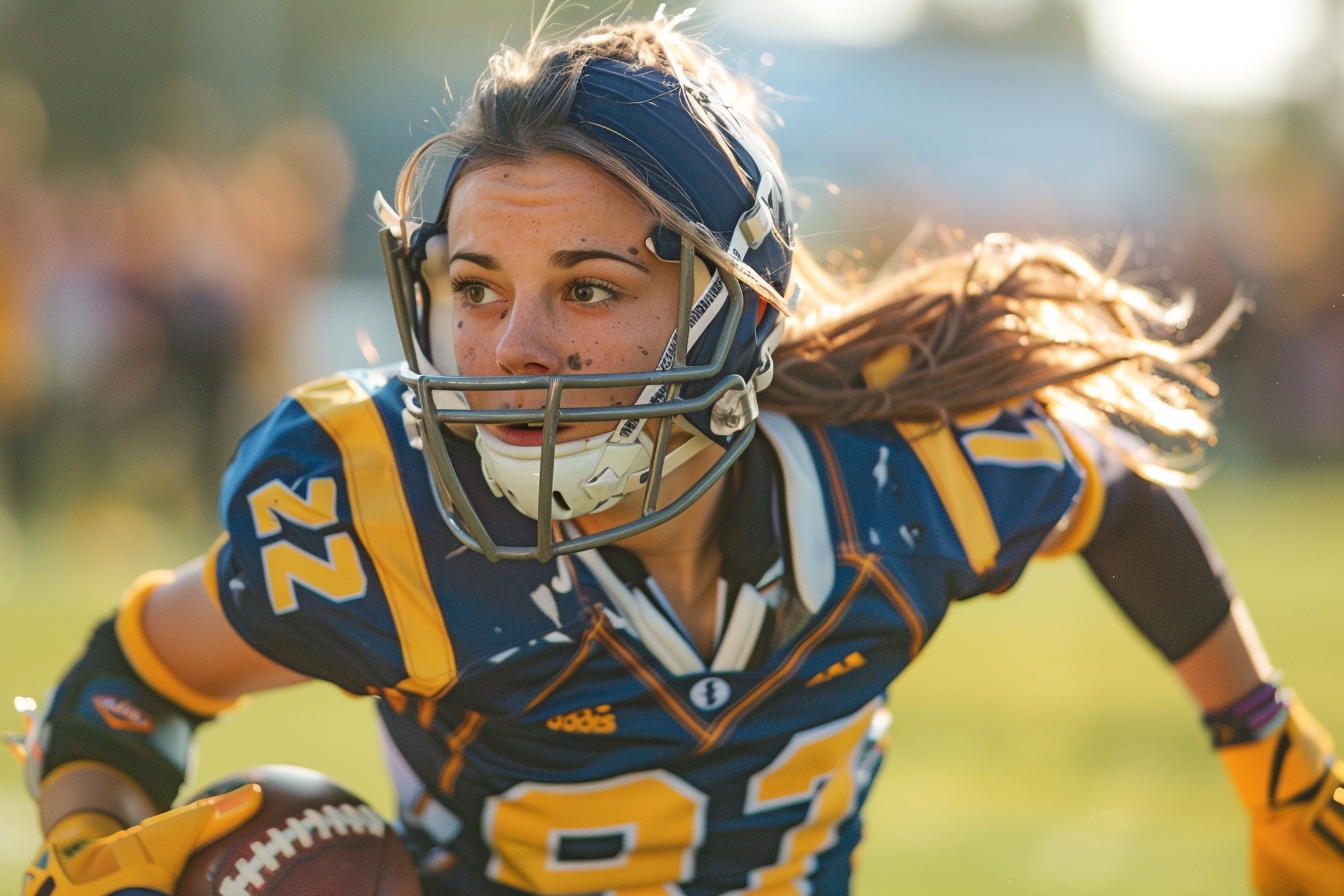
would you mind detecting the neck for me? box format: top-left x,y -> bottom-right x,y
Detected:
577,444 -> 728,660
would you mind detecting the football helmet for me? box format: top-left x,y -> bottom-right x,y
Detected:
380,56 -> 795,561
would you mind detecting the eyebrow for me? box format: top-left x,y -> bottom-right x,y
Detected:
448,251 -> 499,270
551,249 -> 650,274
448,247 -> 652,275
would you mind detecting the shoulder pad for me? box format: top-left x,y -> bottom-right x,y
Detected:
214,370 -> 457,698
809,401 -> 1083,597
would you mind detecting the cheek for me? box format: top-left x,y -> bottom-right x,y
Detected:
453,320 -> 495,375
597,305 -> 674,371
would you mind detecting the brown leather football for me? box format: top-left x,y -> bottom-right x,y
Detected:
177,765 -> 420,896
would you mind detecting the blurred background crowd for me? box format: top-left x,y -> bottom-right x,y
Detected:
1,0 -> 1342,535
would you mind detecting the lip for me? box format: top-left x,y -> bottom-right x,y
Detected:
486,423 -> 554,448
484,420 -> 619,448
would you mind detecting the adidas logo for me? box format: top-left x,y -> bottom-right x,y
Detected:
805,651 -> 866,687
91,694 -> 155,733
546,705 -> 617,734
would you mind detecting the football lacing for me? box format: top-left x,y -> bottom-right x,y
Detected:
217,803 -> 386,896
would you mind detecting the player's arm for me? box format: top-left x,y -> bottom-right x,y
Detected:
1076,444 -> 1343,895
37,554 -> 306,831
140,555 -> 309,705
22,555 -> 307,895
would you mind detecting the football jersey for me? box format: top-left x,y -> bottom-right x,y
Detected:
209,368 -> 1086,896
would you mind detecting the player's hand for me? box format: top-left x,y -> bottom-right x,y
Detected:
1220,698 -> 1344,896
21,783 -> 262,896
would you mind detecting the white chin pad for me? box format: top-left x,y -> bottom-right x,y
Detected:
475,424 -> 711,521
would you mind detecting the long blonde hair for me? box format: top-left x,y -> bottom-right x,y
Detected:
772,236 -> 1244,485
396,13 -> 1242,485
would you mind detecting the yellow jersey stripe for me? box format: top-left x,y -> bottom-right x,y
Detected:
960,419 -> 1066,469
293,375 -> 456,697
895,421 -> 1001,574
1035,424 -> 1105,558
116,569 -> 245,716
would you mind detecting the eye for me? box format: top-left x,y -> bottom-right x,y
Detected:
569,280 -> 622,306
452,278 -> 502,306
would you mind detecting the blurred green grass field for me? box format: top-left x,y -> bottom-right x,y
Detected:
1,468 -> 1341,894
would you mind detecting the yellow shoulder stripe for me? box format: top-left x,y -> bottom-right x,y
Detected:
895,421 -> 1000,575
960,418 -> 1066,469
864,346 -> 1001,574
116,570 -> 245,717
291,374 -> 456,697
201,532 -> 228,610
1035,424 -> 1105,558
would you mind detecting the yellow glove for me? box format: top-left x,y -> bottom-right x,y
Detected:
1220,697 -> 1344,896
22,783 -> 262,896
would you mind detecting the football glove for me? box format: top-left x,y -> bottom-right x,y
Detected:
21,783 -> 261,896
1217,694 -> 1344,896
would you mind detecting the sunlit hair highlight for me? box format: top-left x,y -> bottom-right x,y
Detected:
770,235 -> 1245,486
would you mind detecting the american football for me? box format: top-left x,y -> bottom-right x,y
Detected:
177,765 -> 419,896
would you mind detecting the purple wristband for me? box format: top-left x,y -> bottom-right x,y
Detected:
1202,678 -> 1291,748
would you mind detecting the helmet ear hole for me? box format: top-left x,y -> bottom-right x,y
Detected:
553,491 -> 571,513
646,223 -> 682,261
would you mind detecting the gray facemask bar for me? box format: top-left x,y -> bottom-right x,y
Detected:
381,226 -> 756,563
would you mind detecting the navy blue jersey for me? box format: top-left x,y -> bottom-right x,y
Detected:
210,368 -> 1085,896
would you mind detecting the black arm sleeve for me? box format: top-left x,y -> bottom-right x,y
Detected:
1080,452 -> 1235,662
40,617 -> 208,810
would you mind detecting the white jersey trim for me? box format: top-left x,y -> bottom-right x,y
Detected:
757,412 -> 835,613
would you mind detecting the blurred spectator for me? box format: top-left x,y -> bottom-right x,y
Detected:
224,116 -> 355,406
13,113 -> 353,523
0,73 -> 59,516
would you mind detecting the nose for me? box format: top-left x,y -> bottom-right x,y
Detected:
494,290 -> 562,377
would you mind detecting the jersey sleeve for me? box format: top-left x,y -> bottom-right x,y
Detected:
1031,419 -> 1107,559
962,402 -> 1088,587
901,400 -> 1088,596
810,402 -> 1088,605
208,374 -> 434,696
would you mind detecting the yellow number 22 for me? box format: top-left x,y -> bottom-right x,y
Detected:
246,477 -> 367,615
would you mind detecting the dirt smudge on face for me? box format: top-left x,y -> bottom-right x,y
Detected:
566,353 -> 583,371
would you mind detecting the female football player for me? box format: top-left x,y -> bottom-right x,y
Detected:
22,13 -> 1344,896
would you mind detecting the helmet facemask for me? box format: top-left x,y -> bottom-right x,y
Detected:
382,224 -> 763,562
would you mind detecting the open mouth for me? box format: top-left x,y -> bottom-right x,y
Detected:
490,420 -> 560,447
